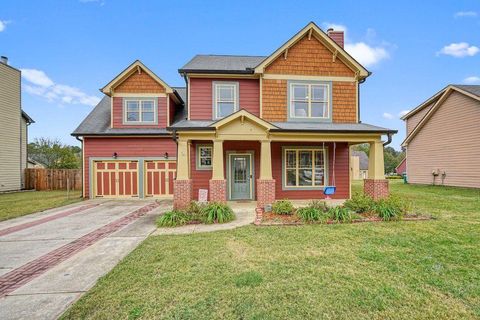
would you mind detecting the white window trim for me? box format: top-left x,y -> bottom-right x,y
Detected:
213,81 -> 239,119
196,144 -> 213,170
283,147 -> 328,189
123,98 -> 157,125
289,82 -> 331,120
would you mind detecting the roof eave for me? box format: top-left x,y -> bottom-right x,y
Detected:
178,69 -> 255,75
269,128 -> 397,134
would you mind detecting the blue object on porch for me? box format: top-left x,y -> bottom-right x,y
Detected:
323,186 -> 336,195
322,141 -> 337,199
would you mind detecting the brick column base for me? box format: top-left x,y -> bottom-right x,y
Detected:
209,179 -> 227,202
257,179 -> 276,209
254,207 -> 264,225
364,179 -> 389,200
173,179 -> 193,210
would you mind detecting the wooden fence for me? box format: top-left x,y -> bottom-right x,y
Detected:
25,168 -> 82,191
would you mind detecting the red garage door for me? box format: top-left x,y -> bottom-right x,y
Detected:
93,161 -> 139,198
144,160 -> 176,197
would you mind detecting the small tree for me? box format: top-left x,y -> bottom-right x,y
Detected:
28,138 -> 80,169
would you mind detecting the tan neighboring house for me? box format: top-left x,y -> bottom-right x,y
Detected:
350,150 -> 368,180
401,85 -> 480,188
0,56 -> 35,192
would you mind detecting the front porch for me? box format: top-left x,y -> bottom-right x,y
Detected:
172,110 -> 390,209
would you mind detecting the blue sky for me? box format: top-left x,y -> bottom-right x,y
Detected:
1,0 -> 479,149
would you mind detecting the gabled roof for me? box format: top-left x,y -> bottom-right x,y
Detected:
179,55 -> 265,74
21,110 -> 34,124
101,60 -> 174,95
210,109 -> 278,130
253,22 -> 370,78
402,85 -> 480,146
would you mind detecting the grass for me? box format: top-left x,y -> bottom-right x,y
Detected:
0,190 -> 82,222
61,181 -> 480,319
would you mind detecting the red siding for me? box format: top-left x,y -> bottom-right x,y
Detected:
112,96 -> 168,128
272,142 -> 350,200
169,95 -> 176,126
189,78 -> 260,120
395,157 -> 406,175
83,137 -> 176,198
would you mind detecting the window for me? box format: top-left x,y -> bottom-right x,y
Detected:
124,99 -> 156,124
196,145 -> 212,170
284,148 -> 326,188
289,82 -> 330,119
213,82 -> 238,119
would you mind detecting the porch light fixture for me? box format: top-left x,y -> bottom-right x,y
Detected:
113,152 -> 118,159
164,152 -> 169,159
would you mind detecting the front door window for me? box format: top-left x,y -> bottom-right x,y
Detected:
229,154 -> 252,200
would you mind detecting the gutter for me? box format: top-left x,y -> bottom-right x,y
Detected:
383,132 -> 393,146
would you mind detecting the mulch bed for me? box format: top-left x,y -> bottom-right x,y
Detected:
258,212 -> 434,226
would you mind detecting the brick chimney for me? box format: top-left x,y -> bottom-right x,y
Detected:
327,28 -> 344,48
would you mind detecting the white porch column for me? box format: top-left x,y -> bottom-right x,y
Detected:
212,139 -> 224,180
368,140 -> 385,179
259,140 -> 272,180
176,139 -> 190,180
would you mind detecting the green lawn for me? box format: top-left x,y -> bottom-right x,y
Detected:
0,190 -> 82,222
62,181 -> 480,319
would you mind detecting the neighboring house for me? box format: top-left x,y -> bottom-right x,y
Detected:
401,85 -> 480,188
350,150 -> 368,180
27,158 -> 45,169
73,22 -> 396,208
395,157 -> 406,175
0,56 -> 35,192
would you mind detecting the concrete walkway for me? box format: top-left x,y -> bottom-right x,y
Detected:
153,201 -> 257,235
0,199 -> 170,320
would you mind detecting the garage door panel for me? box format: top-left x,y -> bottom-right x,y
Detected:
93,161 -> 139,198
144,160 -> 176,198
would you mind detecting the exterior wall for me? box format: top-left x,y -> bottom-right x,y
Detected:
395,157 -> 406,175
21,117 -> 28,188
272,142 -> 350,199
83,137 -> 176,197
111,96 -> 168,129
169,95 -> 176,126
114,70 -> 166,94
0,63 -> 21,192
406,102 -> 434,135
189,78 -> 260,120
407,91 -> 480,188
264,35 -> 355,76
350,155 -> 360,180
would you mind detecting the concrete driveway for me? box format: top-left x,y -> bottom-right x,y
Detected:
0,199 -> 170,320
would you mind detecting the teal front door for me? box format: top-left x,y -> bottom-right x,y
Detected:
229,154 -> 252,200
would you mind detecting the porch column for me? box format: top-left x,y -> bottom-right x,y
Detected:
173,138 -> 193,209
209,139 -> 227,202
257,140 -> 275,209
364,140 -> 389,200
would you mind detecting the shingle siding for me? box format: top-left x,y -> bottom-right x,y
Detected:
407,91 -> 480,188
0,63 -> 22,192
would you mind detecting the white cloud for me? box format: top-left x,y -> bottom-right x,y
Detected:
454,11 -> 477,18
0,20 -> 9,32
322,22 -> 390,67
345,42 -> 389,68
382,112 -> 394,120
438,42 -> 479,57
463,76 -> 480,84
398,110 -> 411,117
21,68 -> 100,106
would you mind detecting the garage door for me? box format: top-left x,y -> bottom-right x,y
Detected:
93,161 -> 139,198
144,160 -> 176,197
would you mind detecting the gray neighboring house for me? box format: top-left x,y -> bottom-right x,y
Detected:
0,56 -> 34,192
350,150 -> 369,180
401,85 -> 480,188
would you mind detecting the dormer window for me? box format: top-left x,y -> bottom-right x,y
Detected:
288,81 -> 331,121
213,82 -> 239,119
124,98 -> 157,124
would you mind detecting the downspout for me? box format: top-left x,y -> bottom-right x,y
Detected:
357,78 -> 366,123
75,136 -> 84,198
383,133 -> 393,146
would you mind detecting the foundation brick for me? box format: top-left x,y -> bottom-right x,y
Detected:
173,179 -> 193,209
364,179 -> 389,200
257,179 -> 276,209
209,179 -> 227,202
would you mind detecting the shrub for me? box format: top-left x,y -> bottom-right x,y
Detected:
308,200 -> 329,212
201,202 -> 235,224
156,210 -> 189,227
272,199 -> 294,215
186,201 -> 207,221
328,206 -> 352,223
344,192 -> 375,213
297,207 -> 328,223
374,195 -> 409,221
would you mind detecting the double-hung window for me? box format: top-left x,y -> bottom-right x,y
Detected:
284,148 -> 326,188
289,82 -> 330,120
196,145 -> 213,170
213,82 -> 238,119
124,99 -> 156,124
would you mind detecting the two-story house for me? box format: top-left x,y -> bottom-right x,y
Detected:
0,56 -> 35,192
72,22 -> 396,209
